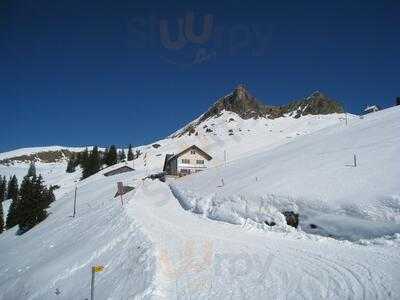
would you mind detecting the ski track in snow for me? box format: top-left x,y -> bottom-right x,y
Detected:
127,180 -> 400,299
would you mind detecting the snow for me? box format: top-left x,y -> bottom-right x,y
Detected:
0,146 -> 89,161
0,107 -> 399,299
172,106 -> 400,240
0,169 -> 156,299
128,180 -> 400,299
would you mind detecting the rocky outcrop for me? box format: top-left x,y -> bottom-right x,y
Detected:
0,150 -> 75,165
173,85 -> 344,137
198,85 -> 273,121
285,91 -> 344,118
283,211 -> 299,228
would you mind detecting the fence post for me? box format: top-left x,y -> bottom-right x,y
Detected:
73,186 -> 77,217
90,266 -> 95,300
354,154 -> 357,167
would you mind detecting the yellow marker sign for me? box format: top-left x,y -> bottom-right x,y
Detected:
93,265 -> 104,272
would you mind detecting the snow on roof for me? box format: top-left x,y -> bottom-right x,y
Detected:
364,105 -> 379,112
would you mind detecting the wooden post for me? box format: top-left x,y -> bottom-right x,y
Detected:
117,182 -> 124,206
73,186 -> 77,218
90,265 -> 104,300
354,154 -> 357,167
90,267 -> 95,300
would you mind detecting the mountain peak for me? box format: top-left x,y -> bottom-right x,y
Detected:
206,85 -> 268,120
233,84 -> 249,97
172,86 -> 345,137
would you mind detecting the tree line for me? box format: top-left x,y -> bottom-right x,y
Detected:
66,144 -> 139,179
0,163 -> 56,234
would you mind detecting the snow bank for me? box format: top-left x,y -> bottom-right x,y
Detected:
171,184 -> 400,241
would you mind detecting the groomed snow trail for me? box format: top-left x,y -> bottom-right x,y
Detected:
128,180 -> 400,299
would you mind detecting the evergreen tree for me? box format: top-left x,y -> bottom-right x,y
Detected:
0,176 -> 6,201
0,199 -> 3,233
118,149 -> 126,162
89,146 -> 101,173
66,154 -> 77,173
397,97 -> 400,106
0,176 -> 5,232
6,175 -> 19,229
105,145 -> 118,166
81,146 -> 102,179
6,198 -> 19,229
102,147 -> 109,165
80,148 -> 90,179
18,174 -> 51,233
127,144 -> 134,161
27,162 -> 36,177
6,175 -> 18,201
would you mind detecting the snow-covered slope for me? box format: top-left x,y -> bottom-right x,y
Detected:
0,167 -> 156,299
172,106 -> 400,240
0,93 -> 399,298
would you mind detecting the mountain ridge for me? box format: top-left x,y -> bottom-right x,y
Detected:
173,85 -> 344,137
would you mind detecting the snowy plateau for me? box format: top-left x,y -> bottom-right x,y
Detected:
0,94 -> 399,299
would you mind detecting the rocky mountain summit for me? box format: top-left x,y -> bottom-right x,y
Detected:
174,85 -> 344,137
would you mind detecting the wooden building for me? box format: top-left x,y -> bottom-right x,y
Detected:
163,145 -> 212,176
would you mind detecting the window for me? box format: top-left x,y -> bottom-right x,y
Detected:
181,169 -> 191,174
190,150 -> 196,154
181,159 -> 190,164
196,159 -> 204,165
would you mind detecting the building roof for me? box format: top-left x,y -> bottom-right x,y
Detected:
103,165 -> 134,177
163,154 -> 175,172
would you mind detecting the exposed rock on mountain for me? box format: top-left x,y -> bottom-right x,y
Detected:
0,150 -> 75,165
199,84 -> 272,121
285,91 -> 345,118
174,85 -> 344,137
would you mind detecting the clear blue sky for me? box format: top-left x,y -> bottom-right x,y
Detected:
1,0 -> 399,152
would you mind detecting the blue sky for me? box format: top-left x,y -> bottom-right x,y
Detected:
0,0 -> 399,152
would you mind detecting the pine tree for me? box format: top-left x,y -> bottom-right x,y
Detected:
66,155 -> 77,173
397,97 -> 400,106
89,146 -> 101,174
102,147 -> 109,165
27,162 -> 36,177
81,146 -> 102,179
6,175 -> 18,201
118,149 -> 126,162
105,145 -> 118,166
80,148 -> 90,180
0,176 -> 6,201
127,144 -> 134,161
18,174 -> 50,234
0,200 -> 4,233
6,175 -> 19,229
0,176 -> 5,232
